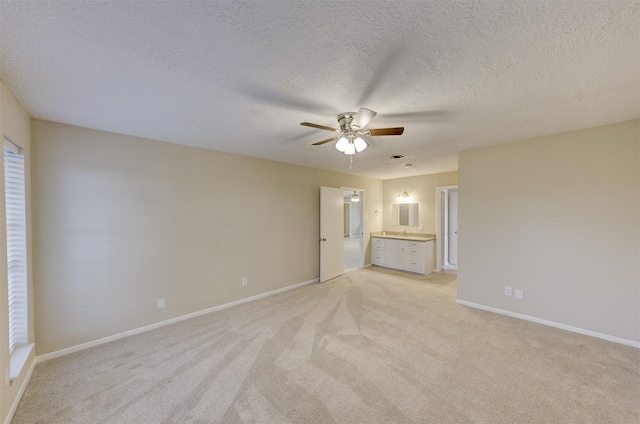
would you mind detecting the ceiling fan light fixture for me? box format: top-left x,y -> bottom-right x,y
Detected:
354,137 -> 368,152
351,191 -> 360,202
335,136 -> 349,152
344,141 -> 356,155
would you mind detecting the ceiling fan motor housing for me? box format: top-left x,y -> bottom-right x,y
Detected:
337,112 -> 357,132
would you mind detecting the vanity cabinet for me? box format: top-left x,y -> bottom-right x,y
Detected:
385,239 -> 406,270
371,237 -> 435,275
371,238 -> 386,266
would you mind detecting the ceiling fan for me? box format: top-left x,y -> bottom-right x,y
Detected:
301,108 -> 404,155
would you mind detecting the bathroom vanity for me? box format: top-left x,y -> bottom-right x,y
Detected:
371,232 -> 435,275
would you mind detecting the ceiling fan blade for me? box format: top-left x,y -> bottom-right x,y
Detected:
301,122 -> 338,132
312,137 -> 337,146
351,108 -> 377,130
367,127 -> 404,136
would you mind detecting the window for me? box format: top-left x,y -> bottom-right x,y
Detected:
4,139 -> 28,356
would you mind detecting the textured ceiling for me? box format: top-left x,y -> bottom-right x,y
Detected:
1,1 -> 638,179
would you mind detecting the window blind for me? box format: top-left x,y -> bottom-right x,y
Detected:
4,144 -> 28,354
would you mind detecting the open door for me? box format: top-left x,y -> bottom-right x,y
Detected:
435,185 -> 458,271
448,189 -> 458,266
320,186 -> 344,282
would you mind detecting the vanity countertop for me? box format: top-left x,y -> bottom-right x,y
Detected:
371,231 -> 436,242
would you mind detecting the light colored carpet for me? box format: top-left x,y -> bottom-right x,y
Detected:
12,269 -> 640,423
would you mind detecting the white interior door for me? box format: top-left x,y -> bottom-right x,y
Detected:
320,186 -> 344,282
448,189 -> 458,266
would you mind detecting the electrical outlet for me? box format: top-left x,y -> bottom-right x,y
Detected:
515,289 -> 524,300
156,298 -> 165,310
242,277 -> 248,286
504,286 -> 512,296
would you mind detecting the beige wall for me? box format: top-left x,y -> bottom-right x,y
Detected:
30,120 -> 384,355
0,82 -> 35,424
458,120 -> 640,342
382,172 -> 458,233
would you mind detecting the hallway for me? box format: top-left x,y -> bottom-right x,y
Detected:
344,236 -> 360,272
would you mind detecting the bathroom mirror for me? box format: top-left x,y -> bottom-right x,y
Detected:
392,203 -> 419,226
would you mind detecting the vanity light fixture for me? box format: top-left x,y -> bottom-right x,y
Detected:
351,191 -> 360,202
396,191 -> 411,202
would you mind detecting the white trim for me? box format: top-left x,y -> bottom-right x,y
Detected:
4,353 -> 36,424
3,136 -> 21,154
456,299 -> 640,348
9,344 -> 33,380
37,278 -> 319,363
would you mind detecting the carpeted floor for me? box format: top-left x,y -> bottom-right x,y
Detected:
12,268 -> 640,423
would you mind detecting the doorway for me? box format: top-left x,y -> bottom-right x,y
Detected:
343,188 -> 364,272
435,186 -> 458,271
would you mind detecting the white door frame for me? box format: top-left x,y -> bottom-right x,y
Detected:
435,185 -> 458,272
341,186 -> 365,270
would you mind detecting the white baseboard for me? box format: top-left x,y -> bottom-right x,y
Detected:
37,278 -> 319,363
456,300 -> 640,348
4,355 -> 37,424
